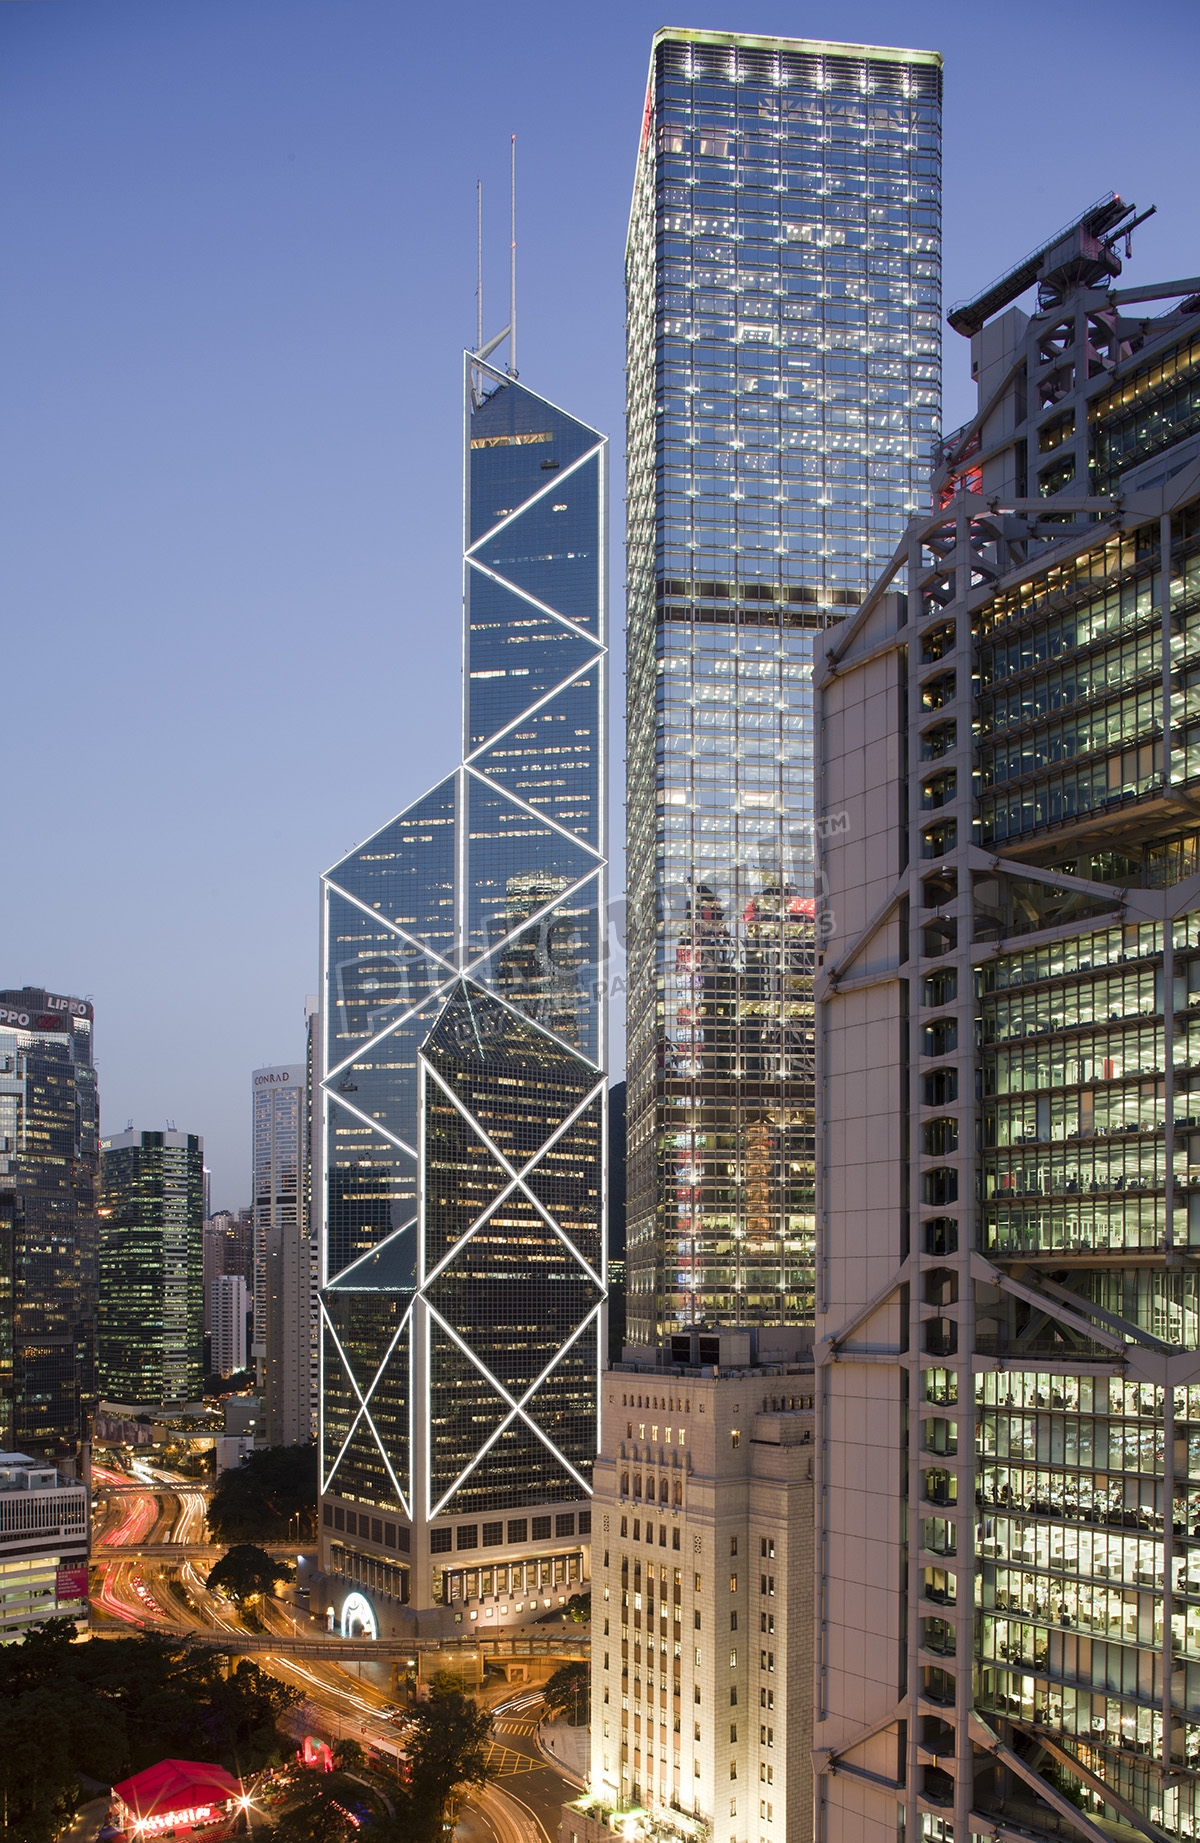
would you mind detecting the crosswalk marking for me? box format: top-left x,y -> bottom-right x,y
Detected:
483,1742 -> 542,1777
494,1719 -> 538,1736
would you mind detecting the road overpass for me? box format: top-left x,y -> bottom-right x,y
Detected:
89,1624 -> 588,1663
92,1542 -> 311,1560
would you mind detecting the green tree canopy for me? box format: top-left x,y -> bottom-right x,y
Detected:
272,1768 -> 363,1843
403,1680 -> 493,1842
543,1660 -> 589,1724
206,1542 -> 294,1603
207,1442 -> 317,1541
0,1623 -> 300,1843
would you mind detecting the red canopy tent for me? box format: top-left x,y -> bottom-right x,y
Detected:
111,1759 -> 242,1834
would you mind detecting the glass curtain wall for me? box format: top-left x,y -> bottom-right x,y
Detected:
0,995 -> 99,1452
98,1130 -> 204,1403
319,355 -> 607,1588
625,28 -> 942,1342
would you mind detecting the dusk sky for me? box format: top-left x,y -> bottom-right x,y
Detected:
4,0 -> 1197,1210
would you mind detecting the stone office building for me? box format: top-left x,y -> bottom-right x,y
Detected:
586,1328 -> 814,1843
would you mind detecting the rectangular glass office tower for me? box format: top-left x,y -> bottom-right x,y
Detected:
317,351 -> 607,1619
0,988 -> 99,1455
817,203 -> 1200,1843
99,1128 -> 204,1403
624,29 -> 942,1344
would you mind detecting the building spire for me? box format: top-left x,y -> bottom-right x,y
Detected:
508,134 -> 517,377
476,179 -> 483,353
470,140 -> 518,376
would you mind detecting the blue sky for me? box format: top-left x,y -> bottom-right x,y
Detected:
3,0 -> 1197,1209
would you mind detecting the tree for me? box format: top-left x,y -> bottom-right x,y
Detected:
207,1442 -> 318,1541
543,1660 -> 589,1724
402,1679 -> 492,1842
272,1769 -> 361,1843
0,1685 -> 85,1843
564,1591 -> 591,1624
206,1542 -> 294,1603
0,1624 -> 301,1836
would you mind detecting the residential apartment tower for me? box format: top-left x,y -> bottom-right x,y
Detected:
251,1064 -> 303,1378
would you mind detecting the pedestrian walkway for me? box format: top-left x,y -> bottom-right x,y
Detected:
66,1796 -> 111,1840
537,1718 -> 589,1785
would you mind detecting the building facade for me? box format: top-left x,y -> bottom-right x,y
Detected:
210,1273 -> 248,1379
316,344 -> 607,1621
264,1224 -> 316,1445
0,1451 -> 89,1641
0,987 -> 99,1456
303,998 -> 320,1433
98,1129 -> 204,1403
816,204 -> 1200,1843
251,1065 -> 304,1382
623,28 -> 942,1347
585,1329 -> 814,1843
203,1208 -> 254,1341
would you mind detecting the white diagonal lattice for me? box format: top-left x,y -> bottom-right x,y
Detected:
321,1297 -> 413,1518
419,1052 -> 604,1289
319,352 -> 607,1529
425,1301 -> 600,1515
463,749 -> 605,860
465,438 -> 603,554
324,1216 -> 417,1291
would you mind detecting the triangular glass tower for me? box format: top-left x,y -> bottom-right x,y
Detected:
318,351 -> 607,1615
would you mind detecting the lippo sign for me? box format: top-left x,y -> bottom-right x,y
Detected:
55,1563 -> 88,1602
0,990 -> 92,1029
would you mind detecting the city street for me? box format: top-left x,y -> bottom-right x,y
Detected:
472,1692 -> 580,1843
87,1458 -> 579,1840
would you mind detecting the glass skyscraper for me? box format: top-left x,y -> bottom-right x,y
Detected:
624,28 -> 942,1343
0,987 -> 99,1455
317,350 -> 607,1619
98,1128 -> 204,1403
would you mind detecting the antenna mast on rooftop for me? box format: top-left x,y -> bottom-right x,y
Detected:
476,180 -> 483,352
470,142 -> 518,392
508,134 -> 517,377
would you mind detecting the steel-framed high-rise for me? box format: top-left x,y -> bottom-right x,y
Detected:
316,343 -> 608,1621
817,200 -> 1200,1843
624,28 -> 942,1347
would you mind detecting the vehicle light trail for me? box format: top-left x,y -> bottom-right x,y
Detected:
107,1491 -> 158,1547
97,1563 -> 148,1626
